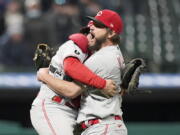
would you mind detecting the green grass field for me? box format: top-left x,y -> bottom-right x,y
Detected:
0,121 -> 180,135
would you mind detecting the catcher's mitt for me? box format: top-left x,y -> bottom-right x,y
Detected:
120,58 -> 151,95
33,43 -> 55,70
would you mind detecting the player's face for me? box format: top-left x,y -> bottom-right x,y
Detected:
88,23 -> 109,51
90,24 -> 108,40
87,33 -> 96,48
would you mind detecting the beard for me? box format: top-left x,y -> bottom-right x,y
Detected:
88,33 -> 108,51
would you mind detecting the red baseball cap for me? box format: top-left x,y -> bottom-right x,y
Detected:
87,9 -> 123,34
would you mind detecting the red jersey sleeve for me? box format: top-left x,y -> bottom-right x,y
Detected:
63,57 -> 106,89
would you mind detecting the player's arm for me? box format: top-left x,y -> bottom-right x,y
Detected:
64,57 -> 115,90
37,68 -> 84,98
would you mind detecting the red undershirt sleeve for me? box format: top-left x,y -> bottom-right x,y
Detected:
63,57 -> 106,89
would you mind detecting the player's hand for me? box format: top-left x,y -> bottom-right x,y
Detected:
37,68 -> 49,82
102,80 -> 117,97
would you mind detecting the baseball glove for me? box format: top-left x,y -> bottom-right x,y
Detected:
33,43 -> 55,70
120,58 -> 151,95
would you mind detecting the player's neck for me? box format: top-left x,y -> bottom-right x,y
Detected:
101,40 -> 114,48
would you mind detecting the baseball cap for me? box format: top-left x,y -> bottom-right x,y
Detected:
86,9 -> 123,34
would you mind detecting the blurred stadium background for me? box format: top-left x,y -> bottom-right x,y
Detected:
0,0 -> 180,134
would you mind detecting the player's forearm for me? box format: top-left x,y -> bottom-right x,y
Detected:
40,73 -> 83,98
64,57 -> 106,89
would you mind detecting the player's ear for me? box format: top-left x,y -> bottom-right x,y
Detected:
107,29 -> 116,39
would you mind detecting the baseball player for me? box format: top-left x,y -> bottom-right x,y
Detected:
30,32 -> 116,135
76,9 -> 128,135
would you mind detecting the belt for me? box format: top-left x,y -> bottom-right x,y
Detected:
52,95 -> 75,109
81,115 -> 122,129
49,65 -> 62,76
